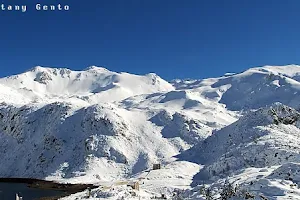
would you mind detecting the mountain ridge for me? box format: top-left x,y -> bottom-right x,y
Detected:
1,65 -> 300,199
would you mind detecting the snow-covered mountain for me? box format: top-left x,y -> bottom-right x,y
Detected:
172,65 -> 300,110
0,66 -> 174,105
1,65 -> 300,199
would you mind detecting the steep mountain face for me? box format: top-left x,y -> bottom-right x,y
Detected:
0,101 -> 213,181
183,103 -> 300,179
161,102 -> 300,199
0,66 -> 235,183
1,65 -> 300,199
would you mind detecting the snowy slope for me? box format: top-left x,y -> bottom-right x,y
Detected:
172,65 -> 300,110
1,65 -> 300,199
183,103 -> 300,176
177,102 -> 300,199
0,66 -> 233,182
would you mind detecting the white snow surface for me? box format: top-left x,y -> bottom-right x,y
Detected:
1,65 -> 300,199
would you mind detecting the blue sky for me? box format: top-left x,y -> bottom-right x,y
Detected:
0,0 -> 300,80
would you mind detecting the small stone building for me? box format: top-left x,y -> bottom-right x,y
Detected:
153,163 -> 161,170
127,181 -> 140,191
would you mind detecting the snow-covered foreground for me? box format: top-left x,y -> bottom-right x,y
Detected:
1,65 -> 300,199
61,161 -> 201,200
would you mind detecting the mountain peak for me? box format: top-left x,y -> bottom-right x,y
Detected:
27,66 -> 48,72
84,66 -> 110,72
27,66 -> 72,74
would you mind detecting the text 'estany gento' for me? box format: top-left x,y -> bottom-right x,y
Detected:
0,3 -> 70,12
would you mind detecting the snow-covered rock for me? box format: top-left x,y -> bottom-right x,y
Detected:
182,103 -> 300,179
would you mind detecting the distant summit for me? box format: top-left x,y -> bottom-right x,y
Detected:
84,66 -> 110,72
0,66 -> 174,104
